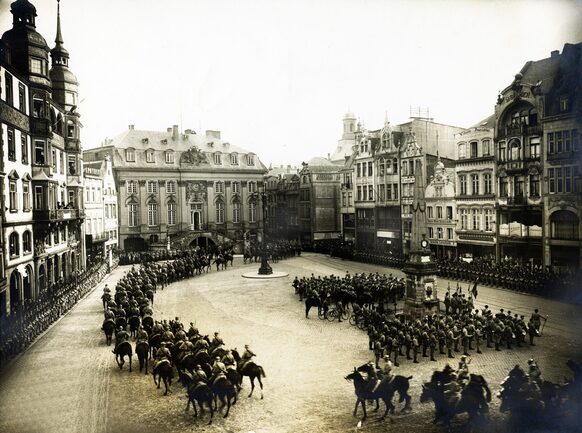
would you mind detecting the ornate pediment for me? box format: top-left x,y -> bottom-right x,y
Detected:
180,146 -> 208,165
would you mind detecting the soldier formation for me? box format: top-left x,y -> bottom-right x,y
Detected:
367,291 -> 544,369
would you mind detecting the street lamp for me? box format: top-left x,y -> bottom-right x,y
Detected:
258,188 -> 273,275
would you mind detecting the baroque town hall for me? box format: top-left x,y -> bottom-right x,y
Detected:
0,1 -> 85,318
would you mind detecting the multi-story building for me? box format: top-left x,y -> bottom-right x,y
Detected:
455,116 -> 497,259
84,126 -> 267,253
82,156 -> 118,266
398,119 -> 463,256
339,153 -> 355,243
0,0 -> 86,318
426,159 -> 457,259
374,119 -> 402,255
353,125 -> 379,250
298,157 -> 342,245
540,43 -> 582,270
493,43 -> 582,269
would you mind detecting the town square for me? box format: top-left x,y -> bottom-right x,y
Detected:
0,1 -> 581,433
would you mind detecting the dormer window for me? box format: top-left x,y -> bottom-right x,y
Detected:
165,150 -> 174,164
126,148 -> 135,162
214,153 -> 222,165
246,154 -> 255,166
146,149 -> 155,163
560,97 -> 569,112
231,153 -> 238,165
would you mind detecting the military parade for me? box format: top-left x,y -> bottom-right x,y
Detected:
0,1 -> 581,432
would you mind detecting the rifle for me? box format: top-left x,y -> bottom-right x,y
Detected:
539,315 -> 548,336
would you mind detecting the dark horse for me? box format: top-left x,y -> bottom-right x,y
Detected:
211,375 -> 238,417
232,350 -> 266,398
153,359 -> 174,396
182,372 -> 214,425
421,373 -> 491,428
102,318 -> 115,345
113,341 -> 132,372
304,294 -> 323,319
357,363 -> 413,412
128,316 -> 140,339
135,341 -> 150,374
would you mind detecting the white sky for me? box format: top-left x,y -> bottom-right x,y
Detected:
1,0 -> 581,166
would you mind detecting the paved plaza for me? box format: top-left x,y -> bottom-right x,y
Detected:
0,254 -> 581,433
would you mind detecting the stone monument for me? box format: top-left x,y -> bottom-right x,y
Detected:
403,159 -> 440,317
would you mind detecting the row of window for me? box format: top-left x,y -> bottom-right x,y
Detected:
126,148 -> 255,166
548,130 -> 579,154
127,180 -> 258,195
8,231 -> 32,258
428,227 -> 455,240
498,137 -> 541,161
2,71 -> 27,113
8,179 -> 31,212
356,185 -> 375,201
459,208 -> 495,231
356,161 -> 374,178
458,139 -> 492,159
459,173 -> 493,196
128,201 -> 258,227
548,166 -> 578,194
427,205 -> 454,220
5,129 -> 78,171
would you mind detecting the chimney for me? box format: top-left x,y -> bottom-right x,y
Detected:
551,50 -> 559,58
327,153 -> 331,160
184,129 -> 192,134
172,125 -> 179,140
167,127 -> 172,133
128,124 -> 134,130
205,130 -> 221,140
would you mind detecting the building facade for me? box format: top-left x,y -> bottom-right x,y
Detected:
82,156 -> 118,266
493,43 -> 582,269
426,160 -> 457,259
298,157 -> 342,245
84,126 -> 267,253
0,0 -> 86,318
455,117 -> 497,259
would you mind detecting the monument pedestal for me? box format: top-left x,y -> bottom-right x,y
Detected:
402,249 -> 440,318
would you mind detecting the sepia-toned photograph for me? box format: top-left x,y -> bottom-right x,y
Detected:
0,1 -> 581,432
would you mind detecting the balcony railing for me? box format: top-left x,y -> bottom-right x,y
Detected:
507,195 -> 527,205
33,208 -> 82,221
498,124 -> 541,139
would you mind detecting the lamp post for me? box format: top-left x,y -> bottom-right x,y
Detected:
258,189 -> 273,275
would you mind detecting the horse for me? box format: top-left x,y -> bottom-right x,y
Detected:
224,252 -> 234,267
135,341 -> 150,374
243,249 -> 253,264
142,315 -> 154,334
226,368 -> 242,392
357,363 -> 413,412
115,316 -> 127,330
213,256 -> 227,271
113,341 -> 133,372
149,333 -> 162,358
304,294 -> 322,319
182,373 -> 214,425
128,316 -> 141,338
153,359 -> 174,395
345,368 -> 397,421
102,319 -> 115,345
232,349 -> 266,398
210,375 -> 237,417
421,373 -> 490,428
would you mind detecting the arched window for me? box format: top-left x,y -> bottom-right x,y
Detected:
147,201 -> 158,226
232,201 -> 241,223
508,139 -> 521,161
249,201 -> 257,223
128,200 -> 139,227
458,143 -> 467,159
550,210 -> 579,240
146,149 -> 155,163
23,231 -> 32,253
215,200 -> 225,223
9,232 -> 19,257
167,201 -> 176,226
165,150 -> 174,164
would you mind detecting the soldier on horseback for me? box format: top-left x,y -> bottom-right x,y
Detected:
153,342 -> 171,370
210,356 -> 227,384
104,307 -> 115,321
136,325 -> 148,344
239,344 -> 256,370
222,349 -> 237,370
193,364 -> 208,383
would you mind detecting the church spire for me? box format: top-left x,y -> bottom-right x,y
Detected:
51,0 -> 69,67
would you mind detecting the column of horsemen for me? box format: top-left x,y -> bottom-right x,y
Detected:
100,249 -> 266,423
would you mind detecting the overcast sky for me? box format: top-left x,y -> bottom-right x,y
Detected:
1,0 -> 581,166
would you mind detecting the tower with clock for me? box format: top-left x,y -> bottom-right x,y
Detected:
402,158 -> 440,317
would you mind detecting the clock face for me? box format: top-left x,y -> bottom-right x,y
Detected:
421,239 -> 429,248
